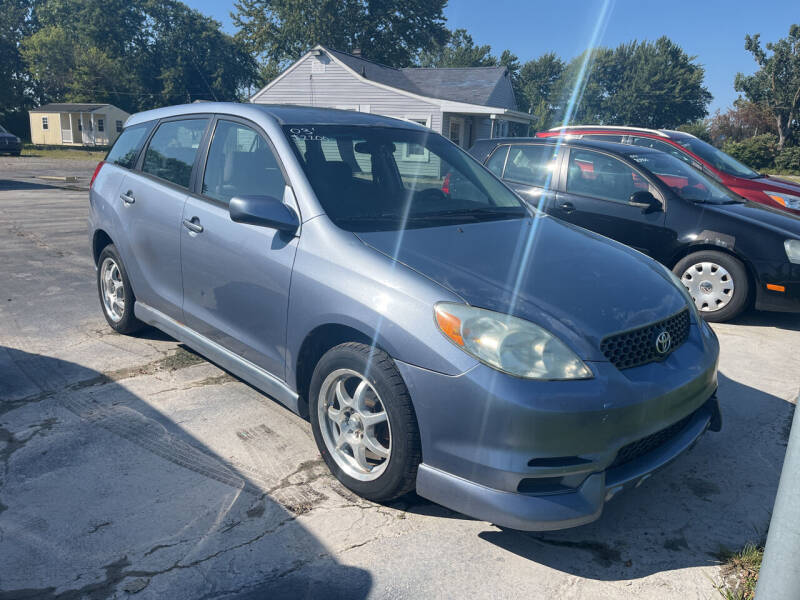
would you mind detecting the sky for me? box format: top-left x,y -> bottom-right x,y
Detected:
183,0 -> 798,114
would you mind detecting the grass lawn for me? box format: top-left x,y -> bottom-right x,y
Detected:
773,174 -> 800,184
21,143 -> 106,161
716,542 -> 763,600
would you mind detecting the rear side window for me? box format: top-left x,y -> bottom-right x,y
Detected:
142,119 -> 208,188
503,145 -> 560,188
485,146 -> 509,176
202,120 -> 286,203
566,149 -> 647,203
105,121 -> 155,169
630,136 -> 692,165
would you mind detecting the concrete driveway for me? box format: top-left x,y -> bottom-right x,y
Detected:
1,157 -> 798,599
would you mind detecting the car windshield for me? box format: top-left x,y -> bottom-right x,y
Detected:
282,125 -> 528,232
676,136 -> 761,179
625,150 -> 743,204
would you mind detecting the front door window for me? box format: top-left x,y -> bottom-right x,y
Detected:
449,118 -> 463,147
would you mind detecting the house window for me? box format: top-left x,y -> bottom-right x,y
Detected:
116,120 -> 123,133
448,118 -> 463,147
401,117 -> 431,162
97,119 -> 104,132
42,116 -> 48,130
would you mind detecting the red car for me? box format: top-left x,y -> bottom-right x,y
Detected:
537,126 -> 800,216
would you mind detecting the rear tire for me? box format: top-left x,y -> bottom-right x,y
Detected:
309,342 -> 421,502
96,244 -> 145,334
673,250 -> 749,322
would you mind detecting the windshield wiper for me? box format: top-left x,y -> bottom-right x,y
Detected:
410,207 -> 528,220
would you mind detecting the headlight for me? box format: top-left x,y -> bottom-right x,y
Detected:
766,192 -> 800,210
434,303 -> 592,380
786,239 -> 800,264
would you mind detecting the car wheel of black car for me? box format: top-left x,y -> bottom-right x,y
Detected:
673,250 -> 749,322
309,342 -> 421,502
96,244 -> 145,334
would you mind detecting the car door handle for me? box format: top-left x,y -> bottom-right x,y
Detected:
559,201 -> 575,213
182,218 -> 204,233
120,191 -> 135,204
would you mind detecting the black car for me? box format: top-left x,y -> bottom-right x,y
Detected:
0,124 -> 22,156
469,137 -> 800,322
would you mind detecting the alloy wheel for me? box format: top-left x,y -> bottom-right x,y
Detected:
100,257 -> 125,322
318,368 -> 392,481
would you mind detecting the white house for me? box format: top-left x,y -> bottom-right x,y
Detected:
250,45 -> 532,149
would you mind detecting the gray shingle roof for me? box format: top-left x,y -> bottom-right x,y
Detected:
324,48 -> 516,110
30,103 -> 110,113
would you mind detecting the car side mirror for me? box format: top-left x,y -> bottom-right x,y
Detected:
629,190 -> 662,214
229,195 -> 300,234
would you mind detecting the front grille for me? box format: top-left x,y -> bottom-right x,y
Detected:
609,409 -> 696,470
600,309 -> 690,369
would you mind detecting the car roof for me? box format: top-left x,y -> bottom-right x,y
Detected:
475,136 -> 661,157
544,125 -> 697,141
125,102 -> 424,131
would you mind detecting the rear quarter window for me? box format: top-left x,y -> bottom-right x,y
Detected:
141,119 -> 209,188
105,121 -> 155,169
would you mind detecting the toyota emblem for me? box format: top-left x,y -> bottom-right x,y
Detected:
655,330 -> 672,355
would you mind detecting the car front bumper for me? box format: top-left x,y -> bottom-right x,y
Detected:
397,319 -> 720,531
0,139 -> 21,153
753,260 -> 800,313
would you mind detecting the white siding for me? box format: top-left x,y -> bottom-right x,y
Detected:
252,55 -> 443,134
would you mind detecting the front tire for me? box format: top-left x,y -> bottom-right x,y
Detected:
96,244 -> 145,334
309,342 -> 421,502
673,250 -> 749,322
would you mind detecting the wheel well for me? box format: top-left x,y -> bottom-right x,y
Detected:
92,230 -> 113,265
295,324 -> 374,415
669,244 -> 758,308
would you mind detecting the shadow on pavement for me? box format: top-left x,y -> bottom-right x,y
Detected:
0,347 -> 372,599
476,371 -> 793,580
731,310 -> 800,331
0,179 -> 60,191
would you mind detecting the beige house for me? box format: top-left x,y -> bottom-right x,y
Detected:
29,103 -> 130,147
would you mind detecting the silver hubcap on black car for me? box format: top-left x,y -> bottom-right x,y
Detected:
100,257 -> 125,322
681,261 -> 734,312
318,369 -> 392,481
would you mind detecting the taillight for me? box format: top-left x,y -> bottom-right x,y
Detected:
90,161 -> 105,188
441,172 -> 451,195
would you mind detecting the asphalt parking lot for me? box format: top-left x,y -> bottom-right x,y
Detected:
1,156 -> 799,599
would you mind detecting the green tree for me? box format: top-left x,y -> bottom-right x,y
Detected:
515,52 -> 566,126
137,0 -> 258,108
0,0 -> 40,135
675,121 -> 711,142
233,0 -> 448,75
558,37 -> 711,128
417,28 -> 497,68
21,0 -> 256,113
735,24 -> 800,150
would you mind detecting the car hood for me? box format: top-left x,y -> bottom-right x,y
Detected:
759,175 -> 800,195
0,133 -> 17,140
702,200 -> 800,239
356,215 -> 688,361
